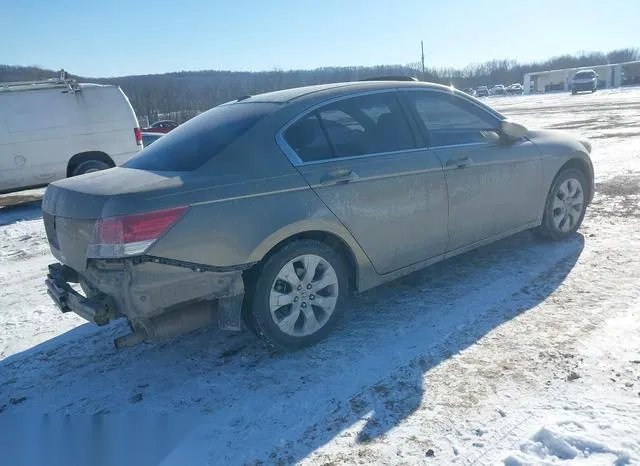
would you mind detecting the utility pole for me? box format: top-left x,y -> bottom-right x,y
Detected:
421,41 -> 425,79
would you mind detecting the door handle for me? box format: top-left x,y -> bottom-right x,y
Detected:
445,157 -> 473,169
320,168 -> 358,185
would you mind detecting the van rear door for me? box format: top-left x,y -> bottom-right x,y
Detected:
1,88 -> 67,191
0,92 -> 26,192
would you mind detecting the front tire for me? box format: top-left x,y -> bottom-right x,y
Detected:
534,168 -> 588,241
247,240 -> 348,351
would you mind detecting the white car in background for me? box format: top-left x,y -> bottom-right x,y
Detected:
491,84 -> 507,96
507,83 -> 524,95
0,72 -> 141,194
476,86 -> 490,97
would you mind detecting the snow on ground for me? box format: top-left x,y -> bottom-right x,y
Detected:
1,89 -> 640,466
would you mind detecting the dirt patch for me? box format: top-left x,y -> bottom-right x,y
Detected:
0,194 -> 42,208
590,132 -> 640,140
546,118 -> 600,130
596,176 -> 640,198
591,175 -> 640,218
589,121 -> 638,131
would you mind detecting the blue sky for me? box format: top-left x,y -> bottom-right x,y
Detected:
2,0 -> 639,77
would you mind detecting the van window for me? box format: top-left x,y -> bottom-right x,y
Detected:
124,102 -> 277,171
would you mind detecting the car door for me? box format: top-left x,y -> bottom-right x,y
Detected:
279,91 -> 449,275
401,89 -> 543,252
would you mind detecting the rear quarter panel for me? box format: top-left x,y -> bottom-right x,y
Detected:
144,118 -> 379,291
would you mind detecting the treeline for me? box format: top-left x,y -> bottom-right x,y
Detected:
2,48 -> 638,123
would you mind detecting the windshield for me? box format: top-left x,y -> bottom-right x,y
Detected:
574,71 -> 596,79
124,102 -> 278,171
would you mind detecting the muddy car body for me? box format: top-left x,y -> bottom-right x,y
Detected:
43,80 -> 594,351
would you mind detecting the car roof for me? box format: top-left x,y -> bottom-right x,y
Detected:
232,80 -> 457,104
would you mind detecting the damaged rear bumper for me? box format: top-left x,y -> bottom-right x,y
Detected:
45,256 -> 254,347
46,263 -> 118,325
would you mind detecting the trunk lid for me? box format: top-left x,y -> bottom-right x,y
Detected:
42,167 -> 184,271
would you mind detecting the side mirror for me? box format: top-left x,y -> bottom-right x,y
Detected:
500,120 -> 528,141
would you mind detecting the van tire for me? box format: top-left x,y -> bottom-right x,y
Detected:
71,160 -> 110,176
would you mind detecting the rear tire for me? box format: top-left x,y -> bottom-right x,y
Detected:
71,160 -> 110,176
534,168 -> 588,241
247,239 -> 348,351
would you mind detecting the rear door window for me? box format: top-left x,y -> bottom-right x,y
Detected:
124,102 -> 277,171
283,92 -> 416,163
283,114 -> 333,163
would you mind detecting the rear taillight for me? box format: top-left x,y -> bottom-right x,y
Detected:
87,206 -> 188,258
134,127 -> 142,146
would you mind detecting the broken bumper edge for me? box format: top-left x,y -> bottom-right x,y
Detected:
46,263 -> 117,326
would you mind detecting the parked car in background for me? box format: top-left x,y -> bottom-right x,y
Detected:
571,70 -> 598,94
491,84 -> 507,96
507,83 -> 524,95
476,86 -> 489,97
462,88 -> 476,96
0,73 -> 141,194
43,79 -> 594,352
141,131 -> 164,147
545,82 -> 565,92
143,120 -> 178,133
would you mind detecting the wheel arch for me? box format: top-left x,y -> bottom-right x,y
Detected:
556,157 -> 594,203
67,151 -> 115,177
245,224 -> 368,294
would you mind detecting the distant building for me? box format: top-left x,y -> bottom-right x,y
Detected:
523,60 -> 640,94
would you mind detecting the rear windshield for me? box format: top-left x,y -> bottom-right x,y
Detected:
124,102 -> 278,171
574,71 -> 595,79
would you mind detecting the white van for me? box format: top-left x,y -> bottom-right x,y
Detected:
0,74 -> 142,193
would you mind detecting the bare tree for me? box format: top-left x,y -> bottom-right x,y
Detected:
3,47 -> 639,124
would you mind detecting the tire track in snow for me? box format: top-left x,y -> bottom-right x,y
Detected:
294,219 -> 640,466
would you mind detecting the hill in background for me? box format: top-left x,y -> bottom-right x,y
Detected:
2,48 -> 637,123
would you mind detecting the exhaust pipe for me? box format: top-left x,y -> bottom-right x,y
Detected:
113,301 -> 216,349
114,330 -> 146,349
